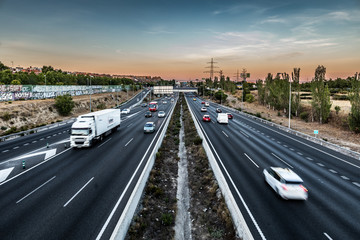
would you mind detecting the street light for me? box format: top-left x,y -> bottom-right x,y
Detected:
288,76 -> 292,129
88,76 -> 93,112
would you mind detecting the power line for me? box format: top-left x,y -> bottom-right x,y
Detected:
204,58 -> 219,80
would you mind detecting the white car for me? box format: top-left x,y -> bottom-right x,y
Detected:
121,108 -> 130,114
162,101 -> 167,104
263,167 -> 308,200
158,111 -> 166,118
201,107 -> 207,112
205,102 -> 209,107
144,122 -> 155,133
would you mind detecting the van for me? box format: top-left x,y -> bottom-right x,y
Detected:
217,113 -> 228,124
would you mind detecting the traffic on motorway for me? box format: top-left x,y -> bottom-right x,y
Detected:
186,93 -> 360,240
0,90 -> 178,239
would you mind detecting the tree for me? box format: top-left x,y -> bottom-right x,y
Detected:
348,72 -> 360,133
292,68 -> 301,116
54,94 -> 75,116
42,65 -> 55,74
310,65 -> 332,123
10,79 -> 21,85
256,79 -> 265,105
0,61 -> 9,71
214,90 -> 227,103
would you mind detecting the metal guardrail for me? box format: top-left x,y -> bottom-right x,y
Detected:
220,104 -> 360,160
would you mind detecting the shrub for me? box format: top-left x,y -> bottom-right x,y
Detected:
300,112 -> 309,122
245,93 -> 255,103
335,106 -> 341,115
256,112 -> 262,118
1,126 -> 7,130
97,103 -> 106,109
194,136 -> 202,145
161,213 -> 173,226
54,94 -> 75,116
1,112 -> 12,121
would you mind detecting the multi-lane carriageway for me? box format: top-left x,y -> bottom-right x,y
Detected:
0,92 -> 176,239
0,91 -> 359,240
186,94 -> 359,240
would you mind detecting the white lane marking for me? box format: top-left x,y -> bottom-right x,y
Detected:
341,176 -> 350,180
247,118 -> 360,169
46,136 -> 51,138
16,176 -> 56,204
24,143 -> 29,146
13,146 -> 19,149
125,138 -> 134,147
239,130 -> 249,138
32,141 -> 37,143
58,132 -> 62,135
222,131 -> 229,138
64,177 -> 94,207
0,147 -> 72,186
329,169 -> 337,174
244,153 -> 259,168
277,141 -> 281,144
317,163 -> 325,167
271,153 -> 293,168
289,148 -> 294,151
0,167 -> 14,182
127,123 -> 133,128
53,134 -> 57,136
2,150 -> 9,153
297,152 -> 303,156
324,232 -> 333,240
306,157 -> 313,161
283,145 -> 288,147
97,138 -> 112,148
353,182 -> 360,187
40,138 -> 44,140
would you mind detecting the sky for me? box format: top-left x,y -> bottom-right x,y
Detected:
0,0 -> 359,81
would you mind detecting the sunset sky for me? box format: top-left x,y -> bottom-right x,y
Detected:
0,0 -> 359,81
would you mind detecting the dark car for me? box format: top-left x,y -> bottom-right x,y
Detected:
141,103 -> 147,107
145,111 -> 152,117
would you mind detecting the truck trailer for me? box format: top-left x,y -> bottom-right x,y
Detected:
217,113 -> 229,124
70,109 -> 121,148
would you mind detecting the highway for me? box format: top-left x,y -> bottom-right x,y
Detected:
0,91 -> 175,239
186,94 -> 360,240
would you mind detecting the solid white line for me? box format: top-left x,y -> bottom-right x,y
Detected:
222,131 -> 229,138
125,138 -> 134,147
97,138 -> 112,148
64,177 -> 94,207
271,153 -> 293,168
16,176 -> 56,204
324,232 -> 333,240
244,153 -> 259,168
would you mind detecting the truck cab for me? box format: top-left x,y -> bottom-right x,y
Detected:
70,118 -> 96,148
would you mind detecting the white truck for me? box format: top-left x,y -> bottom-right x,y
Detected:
217,113 -> 229,124
70,109 -> 121,148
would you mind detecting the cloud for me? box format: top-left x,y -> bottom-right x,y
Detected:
260,16 -> 286,24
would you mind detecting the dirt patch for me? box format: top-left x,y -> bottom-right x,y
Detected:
0,91 -> 140,136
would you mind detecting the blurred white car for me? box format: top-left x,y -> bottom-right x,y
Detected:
201,107 -> 207,112
205,102 -> 209,107
121,108 -> 130,114
263,167 -> 308,200
158,111 -> 166,118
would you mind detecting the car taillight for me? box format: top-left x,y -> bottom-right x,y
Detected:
281,184 -> 288,190
300,185 -> 308,192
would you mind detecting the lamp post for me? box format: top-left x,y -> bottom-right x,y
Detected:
88,76 -> 92,112
288,76 -> 292,129
44,74 -> 47,98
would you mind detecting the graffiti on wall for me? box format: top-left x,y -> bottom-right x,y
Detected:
0,85 -> 124,101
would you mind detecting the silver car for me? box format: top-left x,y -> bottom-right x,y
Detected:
144,122 -> 155,133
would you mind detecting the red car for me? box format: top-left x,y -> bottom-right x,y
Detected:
202,114 -> 211,122
227,113 -> 233,119
201,101 -> 205,104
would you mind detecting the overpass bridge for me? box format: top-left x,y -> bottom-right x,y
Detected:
153,86 -> 197,95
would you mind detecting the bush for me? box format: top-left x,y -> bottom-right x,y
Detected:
300,112 -> 309,122
335,106 -> 341,115
54,94 -> 75,116
245,93 -> 255,103
0,112 -> 12,121
1,126 -> 7,130
256,112 -> 262,118
161,213 -> 173,226
97,103 -> 106,109
194,136 -> 202,145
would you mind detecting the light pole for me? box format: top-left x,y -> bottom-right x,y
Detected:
288,76 -> 292,129
88,76 -> 92,112
44,74 -> 47,98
